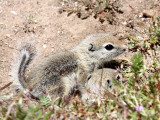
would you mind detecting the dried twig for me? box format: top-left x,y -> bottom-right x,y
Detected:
0,82 -> 13,91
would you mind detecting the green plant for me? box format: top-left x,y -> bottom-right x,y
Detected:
39,95 -> 50,107
129,52 -> 144,88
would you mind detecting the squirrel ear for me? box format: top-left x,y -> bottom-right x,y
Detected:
88,43 -> 96,52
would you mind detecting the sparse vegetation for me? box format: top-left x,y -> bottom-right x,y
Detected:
59,0 -> 122,24
128,17 -> 160,53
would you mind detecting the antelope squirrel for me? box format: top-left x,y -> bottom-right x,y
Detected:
83,68 -> 121,100
10,33 -> 126,100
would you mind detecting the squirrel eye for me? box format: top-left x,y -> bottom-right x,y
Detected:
107,79 -> 110,84
116,74 -> 120,80
105,44 -> 114,50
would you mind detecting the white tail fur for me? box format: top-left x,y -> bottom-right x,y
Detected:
9,43 -> 36,92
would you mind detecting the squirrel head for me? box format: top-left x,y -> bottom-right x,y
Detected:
86,33 -> 126,62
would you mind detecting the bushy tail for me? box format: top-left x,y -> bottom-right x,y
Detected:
10,43 -> 36,91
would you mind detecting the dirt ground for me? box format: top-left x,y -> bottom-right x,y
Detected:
0,0 -> 160,91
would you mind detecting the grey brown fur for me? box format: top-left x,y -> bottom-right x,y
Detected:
83,68 -> 120,100
10,33 -> 126,100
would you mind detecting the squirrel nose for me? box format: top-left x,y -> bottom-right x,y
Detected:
122,46 -> 127,51
123,48 -> 126,51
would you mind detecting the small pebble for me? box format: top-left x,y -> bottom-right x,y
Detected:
122,21 -> 127,25
43,44 -> 47,48
11,11 -> 17,15
137,36 -> 143,40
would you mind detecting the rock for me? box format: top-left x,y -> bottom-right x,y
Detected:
143,10 -> 156,18
80,12 -> 90,20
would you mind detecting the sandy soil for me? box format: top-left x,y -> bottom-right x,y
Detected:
0,0 -> 159,90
